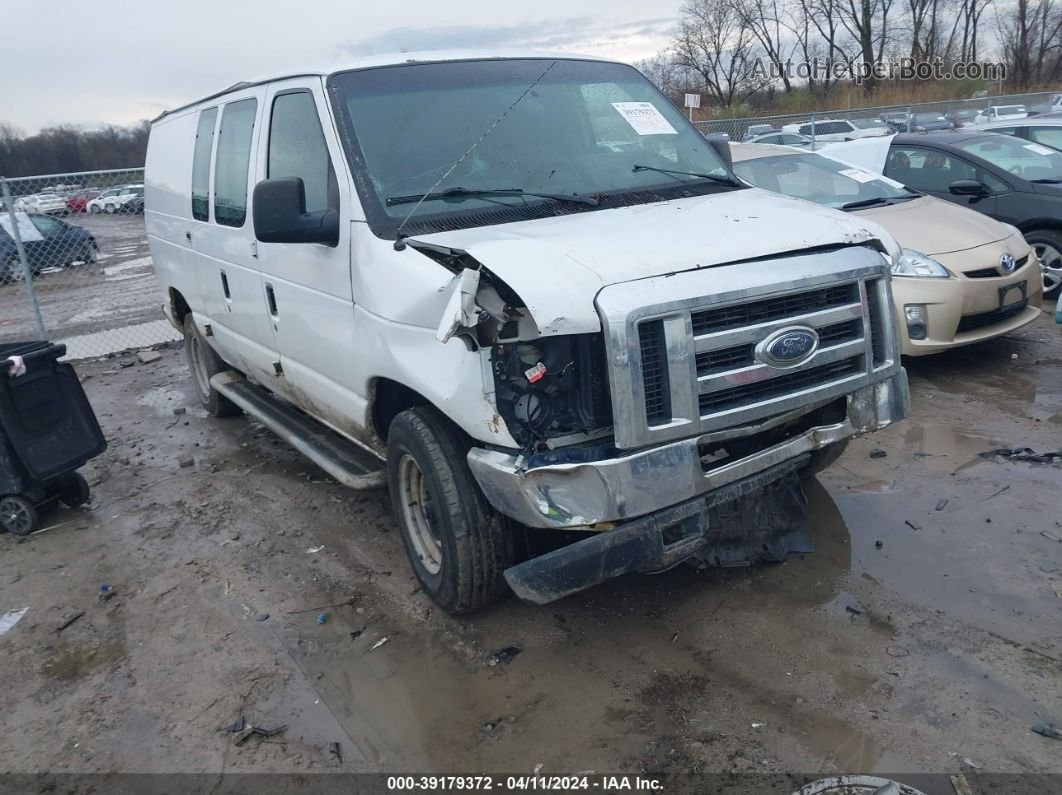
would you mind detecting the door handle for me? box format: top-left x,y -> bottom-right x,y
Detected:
220,271 -> 230,299
265,284 -> 278,317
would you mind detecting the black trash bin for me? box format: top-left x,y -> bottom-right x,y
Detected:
0,341 -> 106,535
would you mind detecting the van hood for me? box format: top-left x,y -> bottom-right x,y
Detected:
854,195 -> 1010,256
418,187 -> 893,335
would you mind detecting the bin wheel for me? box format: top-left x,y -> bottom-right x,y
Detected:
60,472 -> 90,508
0,495 -> 39,536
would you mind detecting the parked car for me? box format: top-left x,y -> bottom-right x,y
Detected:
0,212 -> 97,283
731,143 -> 1042,355
742,123 -> 776,141
146,51 -> 908,612
973,105 -> 1028,124
748,131 -> 814,148
948,108 -> 981,127
14,192 -> 69,215
851,117 -> 890,134
907,112 -> 954,132
781,118 -> 886,141
882,112 -> 912,133
1026,93 -> 1062,116
86,184 -> 144,214
821,131 -> 1062,296
66,188 -> 103,213
972,118 -> 1062,151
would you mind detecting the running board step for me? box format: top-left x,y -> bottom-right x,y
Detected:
210,371 -> 386,490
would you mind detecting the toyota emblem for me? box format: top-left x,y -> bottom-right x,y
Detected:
1000,253 -> 1016,273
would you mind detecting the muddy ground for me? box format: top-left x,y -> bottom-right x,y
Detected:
0,311 -> 1060,792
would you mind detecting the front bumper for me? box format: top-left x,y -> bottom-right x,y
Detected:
467,370 -> 909,529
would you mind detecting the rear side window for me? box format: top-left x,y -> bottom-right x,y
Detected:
214,99 -> 258,227
191,107 -> 217,222
267,91 -> 334,213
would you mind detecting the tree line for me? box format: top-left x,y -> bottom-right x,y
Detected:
638,0 -> 1062,108
0,122 -> 149,179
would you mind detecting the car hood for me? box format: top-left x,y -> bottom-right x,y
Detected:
418,187 -> 894,335
854,195 -> 1011,255
819,136 -> 895,174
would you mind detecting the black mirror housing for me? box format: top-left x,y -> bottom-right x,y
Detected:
253,177 -> 339,246
948,179 -> 988,196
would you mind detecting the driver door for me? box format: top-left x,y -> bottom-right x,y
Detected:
885,145 -> 1003,215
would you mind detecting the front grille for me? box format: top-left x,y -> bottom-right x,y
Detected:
696,344 -> 754,375
957,299 -> 1029,333
691,283 -> 858,335
865,279 -> 886,367
699,357 -> 864,414
818,319 -> 862,346
638,320 -> 670,425
964,255 -> 1029,279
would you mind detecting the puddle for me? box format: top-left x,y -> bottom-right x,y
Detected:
41,641 -> 125,680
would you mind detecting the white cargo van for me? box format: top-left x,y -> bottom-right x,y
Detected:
146,52 -> 909,612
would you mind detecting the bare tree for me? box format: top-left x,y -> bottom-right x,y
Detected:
997,0 -> 1061,85
837,0 -> 899,89
672,0 -> 771,106
732,0 -> 797,92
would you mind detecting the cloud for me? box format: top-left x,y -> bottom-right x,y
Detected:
342,16 -> 677,60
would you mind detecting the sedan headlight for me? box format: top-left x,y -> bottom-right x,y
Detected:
892,249 -> 950,278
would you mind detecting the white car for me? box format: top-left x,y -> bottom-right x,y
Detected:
781,118 -> 887,142
146,51 -> 908,612
973,118 -> 1062,151
14,192 -> 68,215
973,105 -> 1028,124
86,184 -> 144,213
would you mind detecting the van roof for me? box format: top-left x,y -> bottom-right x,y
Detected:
154,50 -> 616,122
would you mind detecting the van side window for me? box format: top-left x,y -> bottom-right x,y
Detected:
267,91 -> 335,213
214,98 -> 258,228
191,107 -> 217,222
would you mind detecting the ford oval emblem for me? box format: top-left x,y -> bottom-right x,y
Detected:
756,327 -> 819,368
999,253 -> 1016,274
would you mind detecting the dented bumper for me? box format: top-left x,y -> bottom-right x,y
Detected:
467,370 -> 909,530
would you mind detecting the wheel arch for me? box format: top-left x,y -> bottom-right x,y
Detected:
369,377 -> 432,445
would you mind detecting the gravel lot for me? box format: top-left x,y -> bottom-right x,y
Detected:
0,303 -> 1059,792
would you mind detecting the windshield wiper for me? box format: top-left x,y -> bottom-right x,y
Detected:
1031,178 -> 1062,184
839,196 -> 895,210
386,186 -> 598,207
631,164 -> 741,187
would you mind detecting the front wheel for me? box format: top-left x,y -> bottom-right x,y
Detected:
183,318 -> 240,417
387,406 -> 514,613
89,204 -> 101,214
1027,229 -> 1062,297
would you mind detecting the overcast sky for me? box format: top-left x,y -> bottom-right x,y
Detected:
6,0 -> 680,133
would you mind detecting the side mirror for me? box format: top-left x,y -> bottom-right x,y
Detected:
949,179 -> 988,196
253,177 -> 339,246
703,133 -> 733,170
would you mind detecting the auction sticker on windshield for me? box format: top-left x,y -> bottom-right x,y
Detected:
1024,143 -> 1056,156
611,102 -> 677,135
839,168 -> 878,183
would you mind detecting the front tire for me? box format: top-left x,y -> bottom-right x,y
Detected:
183,318 -> 240,417
1027,229 -> 1062,297
387,406 -> 514,613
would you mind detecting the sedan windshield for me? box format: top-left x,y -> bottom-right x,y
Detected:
733,152 -> 917,210
328,59 -> 738,237
955,135 -> 1062,181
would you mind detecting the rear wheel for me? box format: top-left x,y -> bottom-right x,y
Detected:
183,318 -> 240,417
60,472 -> 90,508
0,495 -> 38,536
387,406 -> 514,613
1027,229 -> 1062,297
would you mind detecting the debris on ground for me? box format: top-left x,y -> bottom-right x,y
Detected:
253,612 -> 269,622
316,613 -> 327,625
1041,530 -> 1062,543
56,611 -> 85,632
845,605 -> 864,616
137,350 -> 162,364
488,646 -> 523,666
1039,562 -> 1059,573
234,724 -> 287,746
218,716 -> 246,733
1031,722 -> 1062,740
751,722 -> 765,729
368,636 -> 390,652
306,545 -> 325,554
886,645 -> 910,658
978,448 -> 1062,465
177,456 -> 195,468
481,719 -> 501,735
869,449 -> 888,459
905,520 -> 921,531
172,407 -> 186,416
0,607 -> 29,636
935,498 -> 949,511
329,741 -> 342,763
97,585 -> 115,604
875,540 -> 884,549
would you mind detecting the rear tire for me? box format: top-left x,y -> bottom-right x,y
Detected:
0,495 -> 38,536
183,318 -> 240,417
60,472 -> 90,508
801,439 -> 849,479
387,406 -> 514,613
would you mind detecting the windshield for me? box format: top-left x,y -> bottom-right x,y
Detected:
997,106 -> 1026,115
955,135 -> 1062,180
733,152 -> 917,209
328,58 -> 738,237
851,118 -> 884,129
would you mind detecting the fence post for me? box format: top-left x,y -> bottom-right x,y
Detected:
810,111 -> 817,151
0,177 -> 46,340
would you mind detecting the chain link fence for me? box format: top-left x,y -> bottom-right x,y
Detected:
0,168 -> 180,360
693,90 -> 1061,144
